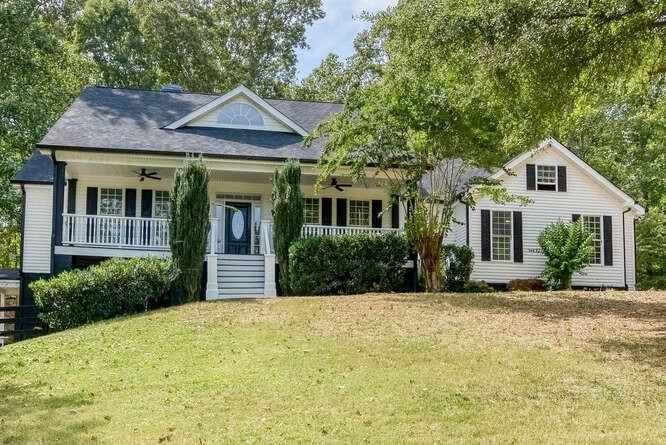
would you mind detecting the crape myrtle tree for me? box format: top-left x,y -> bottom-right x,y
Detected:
271,159 -> 304,294
169,156 -> 211,302
307,9 -> 528,292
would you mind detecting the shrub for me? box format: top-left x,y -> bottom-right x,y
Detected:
442,244 -> 474,291
538,220 -> 593,290
30,257 -> 177,331
463,280 -> 494,293
272,159 -> 304,294
289,233 -> 410,295
507,278 -> 546,291
170,156 -> 210,302
636,208 -> 666,289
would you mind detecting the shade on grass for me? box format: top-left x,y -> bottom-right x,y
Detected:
1,292 -> 665,443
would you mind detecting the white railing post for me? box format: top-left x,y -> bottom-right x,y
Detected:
205,253 -> 218,300
209,218 -> 217,255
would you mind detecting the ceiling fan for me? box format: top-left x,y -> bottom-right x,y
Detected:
134,168 -> 161,181
323,177 -> 352,192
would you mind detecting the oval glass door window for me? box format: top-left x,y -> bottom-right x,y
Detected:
231,210 -> 245,239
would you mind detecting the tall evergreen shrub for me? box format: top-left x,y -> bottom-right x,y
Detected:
169,156 -> 210,302
271,159 -> 304,294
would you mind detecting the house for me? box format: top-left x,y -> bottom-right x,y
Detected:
444,138 -> 645,290
11,85 -> 405,302
11,85 -> 644,304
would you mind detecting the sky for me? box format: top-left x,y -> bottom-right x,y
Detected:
295,0 -> 396,79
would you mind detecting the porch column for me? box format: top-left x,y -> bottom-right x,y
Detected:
264,254 -> 276,297
205,254 -> 218,299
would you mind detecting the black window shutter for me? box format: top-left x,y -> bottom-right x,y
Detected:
391,201 -> 400,229
557,166 -> 567,192
86,187 -> 98,215
481,209 -> 491,261
125,189 -> 137,217
321,198 -> 332,226
603,215 -> 613,266
513,211 -> 523,263
572,214 -> 581,222
336,198 -> 347,226
67,179 -> 77,214
371,200 -> 382,228
85,187 -> 98,243
141,189 -> 152,218
526,164 -> 536,190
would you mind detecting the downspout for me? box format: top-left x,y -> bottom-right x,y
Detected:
622,207 -> 630,290
465,203 -> 470,246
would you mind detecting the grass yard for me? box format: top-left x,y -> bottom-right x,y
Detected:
1,291 -> 665,444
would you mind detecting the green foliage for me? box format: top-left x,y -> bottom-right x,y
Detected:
442,244 -> 474,292
636,208 -> 666,290
537,220 -> 593,290
289,233 -> 410,296
462,280 -> 494,293
271,159 -> 304,294
30,257 -> 176,331
169,157 -> 210,302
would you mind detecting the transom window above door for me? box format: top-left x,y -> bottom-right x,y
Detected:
536,165 -> 557,190
303,198 -> 320,224
99,188 -> 123,215
349,200 -> 370,227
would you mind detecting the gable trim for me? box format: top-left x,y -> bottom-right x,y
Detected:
492,137 -> 645,216
163,85 -> 308,136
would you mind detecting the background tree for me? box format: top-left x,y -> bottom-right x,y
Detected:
538,221 -> 594,290
271,159 -> 304,294
169,157 -> 210,302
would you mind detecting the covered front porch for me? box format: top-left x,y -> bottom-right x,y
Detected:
52,149 -> 404,298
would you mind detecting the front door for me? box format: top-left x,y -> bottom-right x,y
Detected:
225,202 -> 251,255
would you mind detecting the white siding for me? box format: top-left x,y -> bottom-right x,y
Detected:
444,203 -> 467,245
624,211 -> 636,290
23,184 -> 53,273
467,144 -> 635,288
186,96 -> 293,132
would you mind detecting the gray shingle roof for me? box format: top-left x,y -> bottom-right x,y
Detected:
12,151 -> 54,184
37,86 -> 343,161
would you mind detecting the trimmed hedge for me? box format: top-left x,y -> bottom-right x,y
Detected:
289,233 -> 410,296
30,257 -> 177,331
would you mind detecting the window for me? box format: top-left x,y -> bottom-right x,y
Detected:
582,215 -> 602,264
491,211 -> 512,261
536,165 -> 557,191
253,205 -> 261,255
154,191 -> 170,218
303,198 -> 320,224
99,188 -> 123,215
349,200 -> 370,227
217,103 -> 264,126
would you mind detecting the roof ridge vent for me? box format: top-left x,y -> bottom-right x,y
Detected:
161,83 -> 183,93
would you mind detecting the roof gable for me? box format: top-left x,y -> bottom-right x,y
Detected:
494,137 -> 645,215
164,85 -> 308,136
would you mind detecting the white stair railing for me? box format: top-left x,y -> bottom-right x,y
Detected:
259,220 -> 274,255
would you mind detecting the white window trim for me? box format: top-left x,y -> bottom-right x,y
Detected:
491,210 -> 513,262
153,190 -> 170,219
303,197 -> 321,225
536,164 -> 558,191
348,199 -> 371,227
98,188 -> 124,216
582,214 -> 604,266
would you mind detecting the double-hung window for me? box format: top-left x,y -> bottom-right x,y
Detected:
153,191 -> 170,218
491,210 -> 512,261
303,198 -> 320,224
582,215 -> 602,264
99,188 -> 123,215
349,200 -> 370,227
536,165 -> 557,191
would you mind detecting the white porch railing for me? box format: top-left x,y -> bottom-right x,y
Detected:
62,214 -> 170,249
259,220 -> 274,255
301,224 -> 400,237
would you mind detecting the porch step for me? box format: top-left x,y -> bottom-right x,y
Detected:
217,255 -> 265,298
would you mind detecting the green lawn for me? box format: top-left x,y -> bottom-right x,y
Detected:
1,291 -> 665,444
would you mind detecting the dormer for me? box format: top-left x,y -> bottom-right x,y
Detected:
164,85 -> 308,135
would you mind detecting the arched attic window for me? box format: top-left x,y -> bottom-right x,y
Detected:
217,103 -> 264,127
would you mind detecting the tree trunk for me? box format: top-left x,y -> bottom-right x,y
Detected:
421,248 -> 441,293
